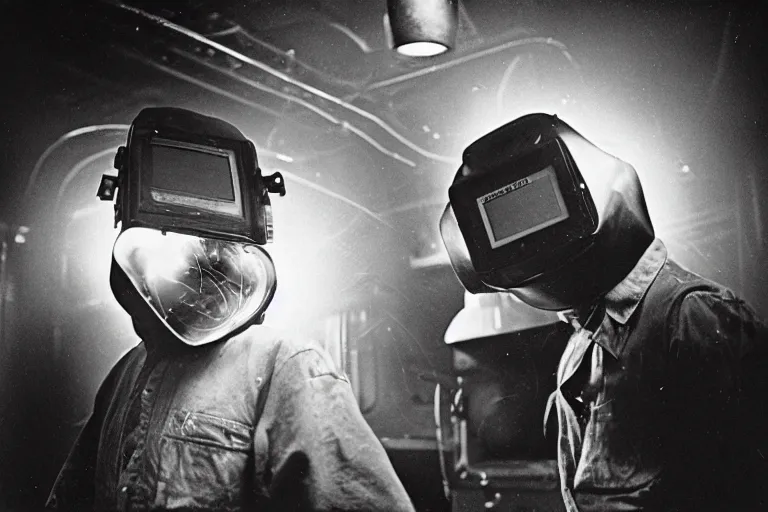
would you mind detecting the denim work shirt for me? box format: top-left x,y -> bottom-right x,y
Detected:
545,239 -> 768,511
46,326 -> 415,511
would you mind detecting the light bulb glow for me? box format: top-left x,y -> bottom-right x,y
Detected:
396,41 -> 449,57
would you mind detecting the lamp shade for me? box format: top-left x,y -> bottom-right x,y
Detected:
387,0 -> 458,57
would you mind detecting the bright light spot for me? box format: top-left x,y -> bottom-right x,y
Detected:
122,230 -> 191,283
63,206 -> 120,307
264,230 -> 331,329
396,41 -> 448,57
276,153 -> 293,163
14,226 -> 30,244
72,205 -> 103,220
433,133 -> 441,139
680,164 -> 691,174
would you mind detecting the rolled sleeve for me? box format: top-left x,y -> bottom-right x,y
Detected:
256,342 -> 415,512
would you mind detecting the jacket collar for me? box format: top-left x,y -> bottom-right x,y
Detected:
558,238 -> 667,359
603,238 -> 667,325
595,238 -> 667,358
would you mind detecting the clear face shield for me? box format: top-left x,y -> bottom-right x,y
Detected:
113,227 -> 276,346
100,108 -> 286,346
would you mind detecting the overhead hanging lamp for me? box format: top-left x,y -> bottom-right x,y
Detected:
386,0 -> 458,57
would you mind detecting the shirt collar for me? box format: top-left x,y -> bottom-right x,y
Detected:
603,238 -> 667,325
556,239 -> 667,358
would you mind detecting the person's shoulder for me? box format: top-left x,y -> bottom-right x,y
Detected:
642,258 -> 728,314
93,341 -> 145,402
224,324 -> 324,354
661,259 -> 754,314
677,287 -> 763,331
654,259 -> 719,293
224,324 -> 333,374
104,341 -> 145,377
667,269 -> 767,355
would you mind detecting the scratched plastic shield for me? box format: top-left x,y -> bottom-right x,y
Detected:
113,227 -> 276,345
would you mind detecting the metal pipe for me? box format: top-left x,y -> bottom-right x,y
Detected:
165,47 -> 416,168
54,147 -> 121,216
118,49 -> 289,120
457,0 -> 479,39
327,22 -> 373,53
348,331 -> 361,403
225,23 -> 362,88
495,55 -> 522,111
340,310 -> 349,377
0,234 -> 7,352
702,11 -> 733,120
365,36 -> 580,91
22,125 -> 129,204
101,0 -> 456,164
434,383 -> 451,500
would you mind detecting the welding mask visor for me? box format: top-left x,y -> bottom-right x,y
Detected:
440,113 -> 654,310
112,227 -> 276,346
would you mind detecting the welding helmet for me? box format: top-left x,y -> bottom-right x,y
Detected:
440,113 -> 654,311
98,107 -> 286,346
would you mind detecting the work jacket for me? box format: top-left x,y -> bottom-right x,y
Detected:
46,326 -> 415,511
547,238 -> 768,511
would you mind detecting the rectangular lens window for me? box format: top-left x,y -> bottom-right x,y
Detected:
147,139 -> 242,217
478,166 -> 569,248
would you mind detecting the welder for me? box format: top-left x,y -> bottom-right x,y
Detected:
440,113 -> 768,511
46,107 -> 415,511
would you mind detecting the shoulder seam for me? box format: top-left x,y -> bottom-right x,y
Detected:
273,345 -> 348,382
273,346 -> 319,376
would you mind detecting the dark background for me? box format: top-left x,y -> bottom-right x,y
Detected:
1,0 -> 766,510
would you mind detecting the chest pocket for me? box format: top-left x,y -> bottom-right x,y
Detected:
575,399 -> 662,492
155,409 -> 254,510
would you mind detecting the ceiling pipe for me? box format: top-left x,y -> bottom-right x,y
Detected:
365,35 -> 580,91
100,0 -> 456,164
327,21 -> 374,53
134,46 -> 416,167
54,147 -> 121,217
208,22 -> 362,89
22,125 -> 130,205
457,0 -> 479,39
